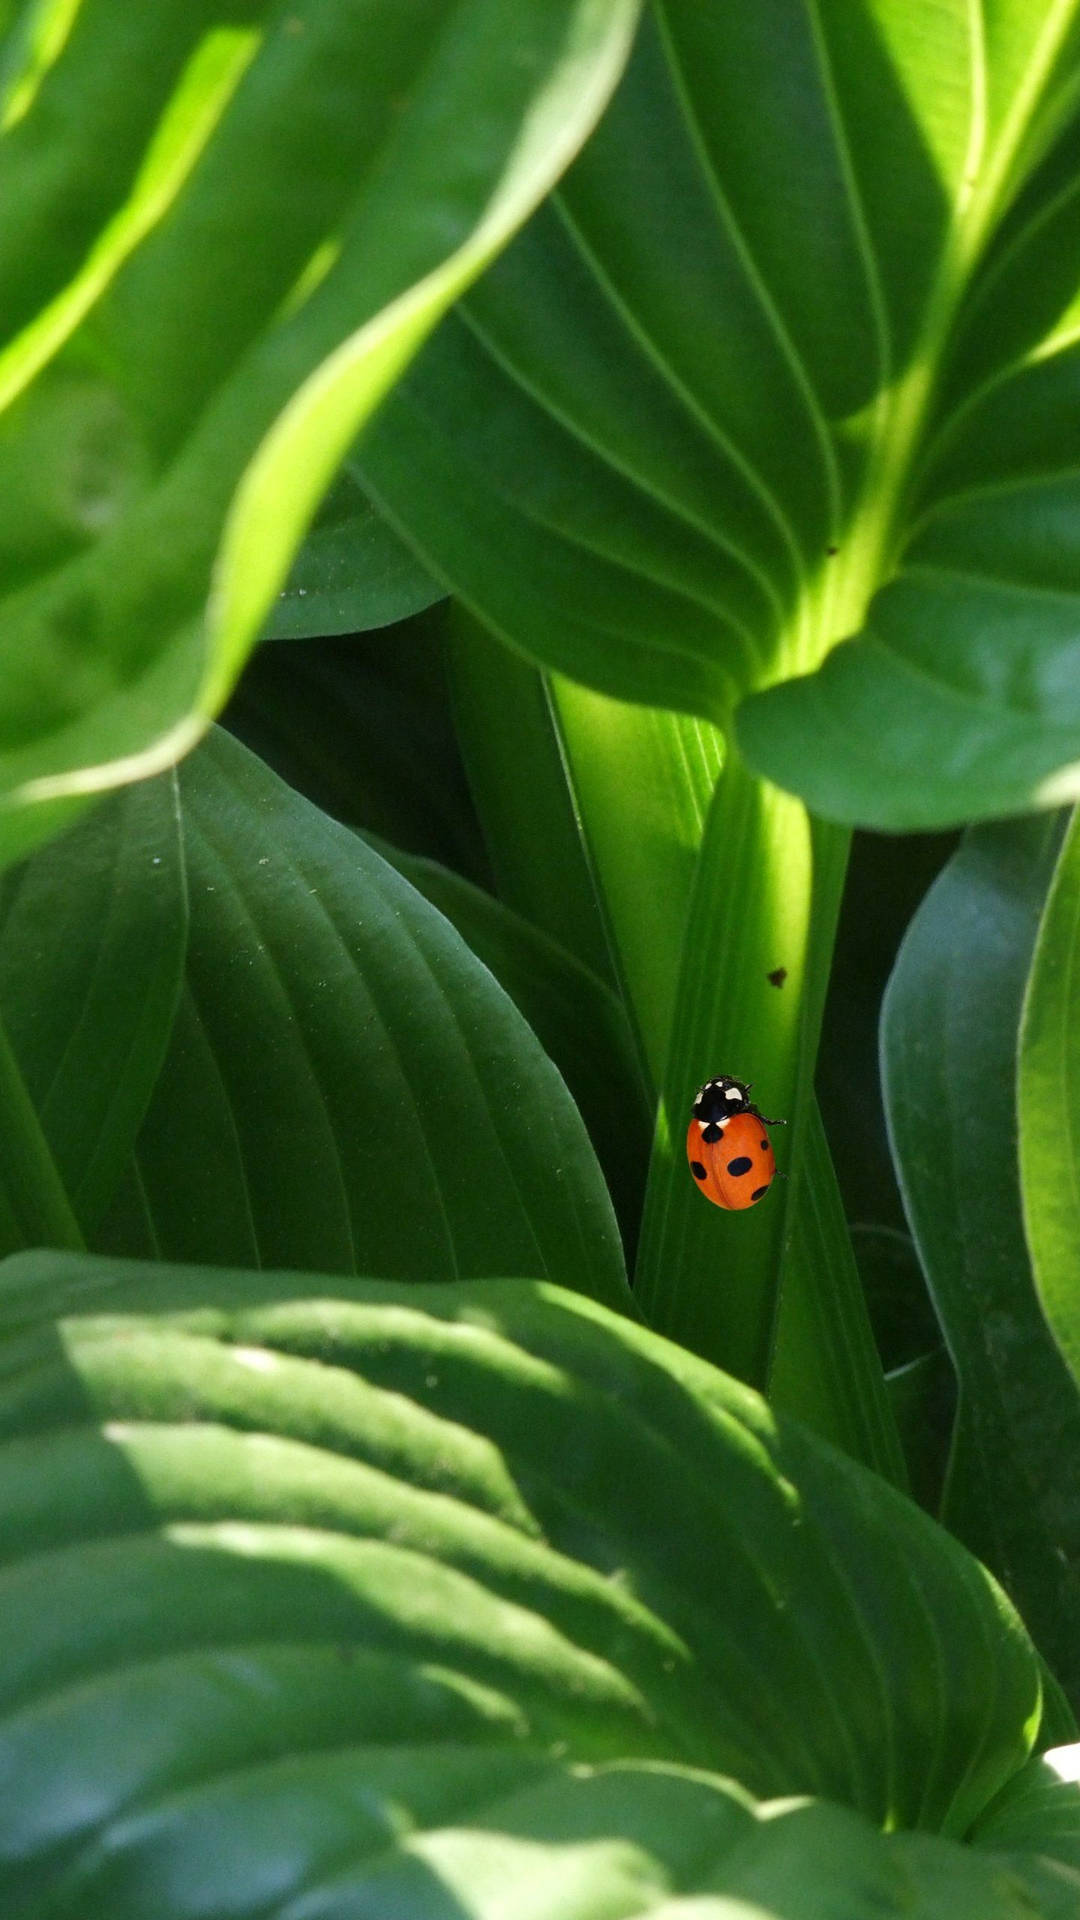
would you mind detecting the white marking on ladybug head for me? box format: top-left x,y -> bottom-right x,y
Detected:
724,1086 -> 743,1103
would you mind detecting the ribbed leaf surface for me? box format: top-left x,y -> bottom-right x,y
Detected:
359,1 -> 1080,829
96,729 -> 628,1299
0,1254 -> 1048,1919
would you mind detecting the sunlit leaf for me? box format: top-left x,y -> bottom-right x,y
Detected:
0,0 -> 639,864
0,1252 -> 1048,1918
360,1 -> 1080,830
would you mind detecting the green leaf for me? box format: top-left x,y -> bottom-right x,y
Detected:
0,773 -> 186,1242
225,622 -> 490,882
885,1347 -> 956,1515
972,1744 -> 1080,1874
1019,805 -> 1080,1391
98,728 -> 628,1305
0,771 -> 187,1256
547,676 -> 901,1481
360,3 -> 1080,831
549,672 -> 723,1087
365,832 -> 652,1259
447,613 -> 619,988
262,468 -> 443,640
0,1253 -> 1048,1917
768,1102 -> 909,1489
882,817 -> 1080,1705
0,0 -> 640,863
633,756 -> 847,1388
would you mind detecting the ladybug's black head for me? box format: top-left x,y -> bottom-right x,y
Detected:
692,1075 -> 753,1124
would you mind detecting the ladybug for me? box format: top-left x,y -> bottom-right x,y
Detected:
686,1075 -> 783,1210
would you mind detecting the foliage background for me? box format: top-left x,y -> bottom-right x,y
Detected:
2,1 -> 1080,1915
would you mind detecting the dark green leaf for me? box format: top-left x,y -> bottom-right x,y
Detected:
769,1103 -> 908,1488
366,833 -> 652,1259
0,1252 -> 1047,1917
98,729 -> 628,1305
0,773 -> 186,1239
973,1745 -> 1080,1874
882,817 -> 1080,1704
225,622 -> 490,882
262,469 -> 443,640
885,1347 -> 957,1515
447,614 -> 618,988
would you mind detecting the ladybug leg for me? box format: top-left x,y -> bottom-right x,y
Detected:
757,1114 -> 786,1127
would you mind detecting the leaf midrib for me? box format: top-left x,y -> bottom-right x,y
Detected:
817,1 -> 1080,673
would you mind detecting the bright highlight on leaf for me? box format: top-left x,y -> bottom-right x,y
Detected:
358,0 -> 1080,831
0,0 -> 640,867
1020,805 -> 1080,1393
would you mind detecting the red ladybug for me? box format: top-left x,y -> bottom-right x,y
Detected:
686,1075 -> 783,1210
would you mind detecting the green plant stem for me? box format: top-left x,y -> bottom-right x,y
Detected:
447,616 -> 616,987
633,747 -> 843,1387
549,676 -> 724,1086
449,617 -> 900,1469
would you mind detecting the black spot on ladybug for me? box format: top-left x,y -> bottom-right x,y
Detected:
727,1156 -> 753,1177
760,1139 -> 768,1151
751,1184 -> 769,1202
701,1123 -> 723,1143
767,967 -> 787,987
690,1161 -> 707,1180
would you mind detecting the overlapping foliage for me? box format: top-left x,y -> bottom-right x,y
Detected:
3,3 -> 1080,1916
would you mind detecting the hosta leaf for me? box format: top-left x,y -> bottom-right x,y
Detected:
262,469 -> 443,641
365,834 -> 652,1258
0,0 -> 639,865
973,1744 -> 1080,1873
0,772 -> 185,1248
447,614 -> 619,988
1019,805 -> 1080,1390
0,1252 -> 1048,1918
882,817 -> 1080,1705
97,728 -> 627,1303
359,1 -> 1080,830
225,623 -> 490,882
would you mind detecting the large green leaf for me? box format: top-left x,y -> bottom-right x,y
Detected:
0,773 -> 186,1252
0,0 -> 639,865
94,728 -> 627,1303
1019,805 -> 1080,1391
881,817 -> 1080,1705
359,1 -> 1080,830
0,1251 -> 1058,1918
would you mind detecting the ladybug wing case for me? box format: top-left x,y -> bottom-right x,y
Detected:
686,1110 -> 776,1210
